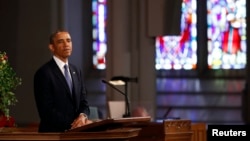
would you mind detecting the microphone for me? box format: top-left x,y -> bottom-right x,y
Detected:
111,76 -> 138,83
163,107 -> 172,119
162,107 -> 180,120
101,80 -> 125,96
102,79 -> 131,117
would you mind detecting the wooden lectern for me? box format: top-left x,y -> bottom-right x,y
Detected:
68,117 -> 192,141
0,117 -> 193,141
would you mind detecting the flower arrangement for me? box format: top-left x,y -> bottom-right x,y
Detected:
0,51 -> 22,118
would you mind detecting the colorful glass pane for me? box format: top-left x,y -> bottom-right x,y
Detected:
207,0 -> 246,69
92,0 -> 107,70
155,0 -> 197,70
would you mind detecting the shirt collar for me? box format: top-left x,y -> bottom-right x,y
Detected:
53,56 -> 69,69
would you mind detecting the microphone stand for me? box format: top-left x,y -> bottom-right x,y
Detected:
163,107 -> 172,119
123,82 -> 130,117
102,80 -> 131,117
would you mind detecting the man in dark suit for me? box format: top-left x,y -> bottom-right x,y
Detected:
34,30 -> 92,132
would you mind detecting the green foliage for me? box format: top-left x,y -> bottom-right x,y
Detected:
0,51 -> 22,117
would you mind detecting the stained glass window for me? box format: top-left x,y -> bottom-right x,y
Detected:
92,0 -> 107,70
207,0 -> 246,69
155,0 -> 197,70
92,0 -> 246,70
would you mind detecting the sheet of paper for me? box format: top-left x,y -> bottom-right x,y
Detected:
108,101 -> 125,118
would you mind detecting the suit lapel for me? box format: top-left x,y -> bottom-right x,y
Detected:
49,59 -> 73,99
69,65 -> 79,107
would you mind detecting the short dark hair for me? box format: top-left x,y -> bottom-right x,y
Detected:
49,29 -> 69,44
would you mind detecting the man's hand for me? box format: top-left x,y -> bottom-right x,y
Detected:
70,113 -> 93,129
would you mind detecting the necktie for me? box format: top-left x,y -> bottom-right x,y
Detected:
64,64 -> 72,93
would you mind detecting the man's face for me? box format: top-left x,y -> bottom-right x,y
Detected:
50,32 -> 72,61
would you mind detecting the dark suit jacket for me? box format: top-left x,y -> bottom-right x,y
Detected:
34,58 -> 90,132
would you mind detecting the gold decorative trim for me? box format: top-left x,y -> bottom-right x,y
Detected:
164,119 -> 191,133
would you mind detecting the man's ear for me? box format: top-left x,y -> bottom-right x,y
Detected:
48,44 -> 54,52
